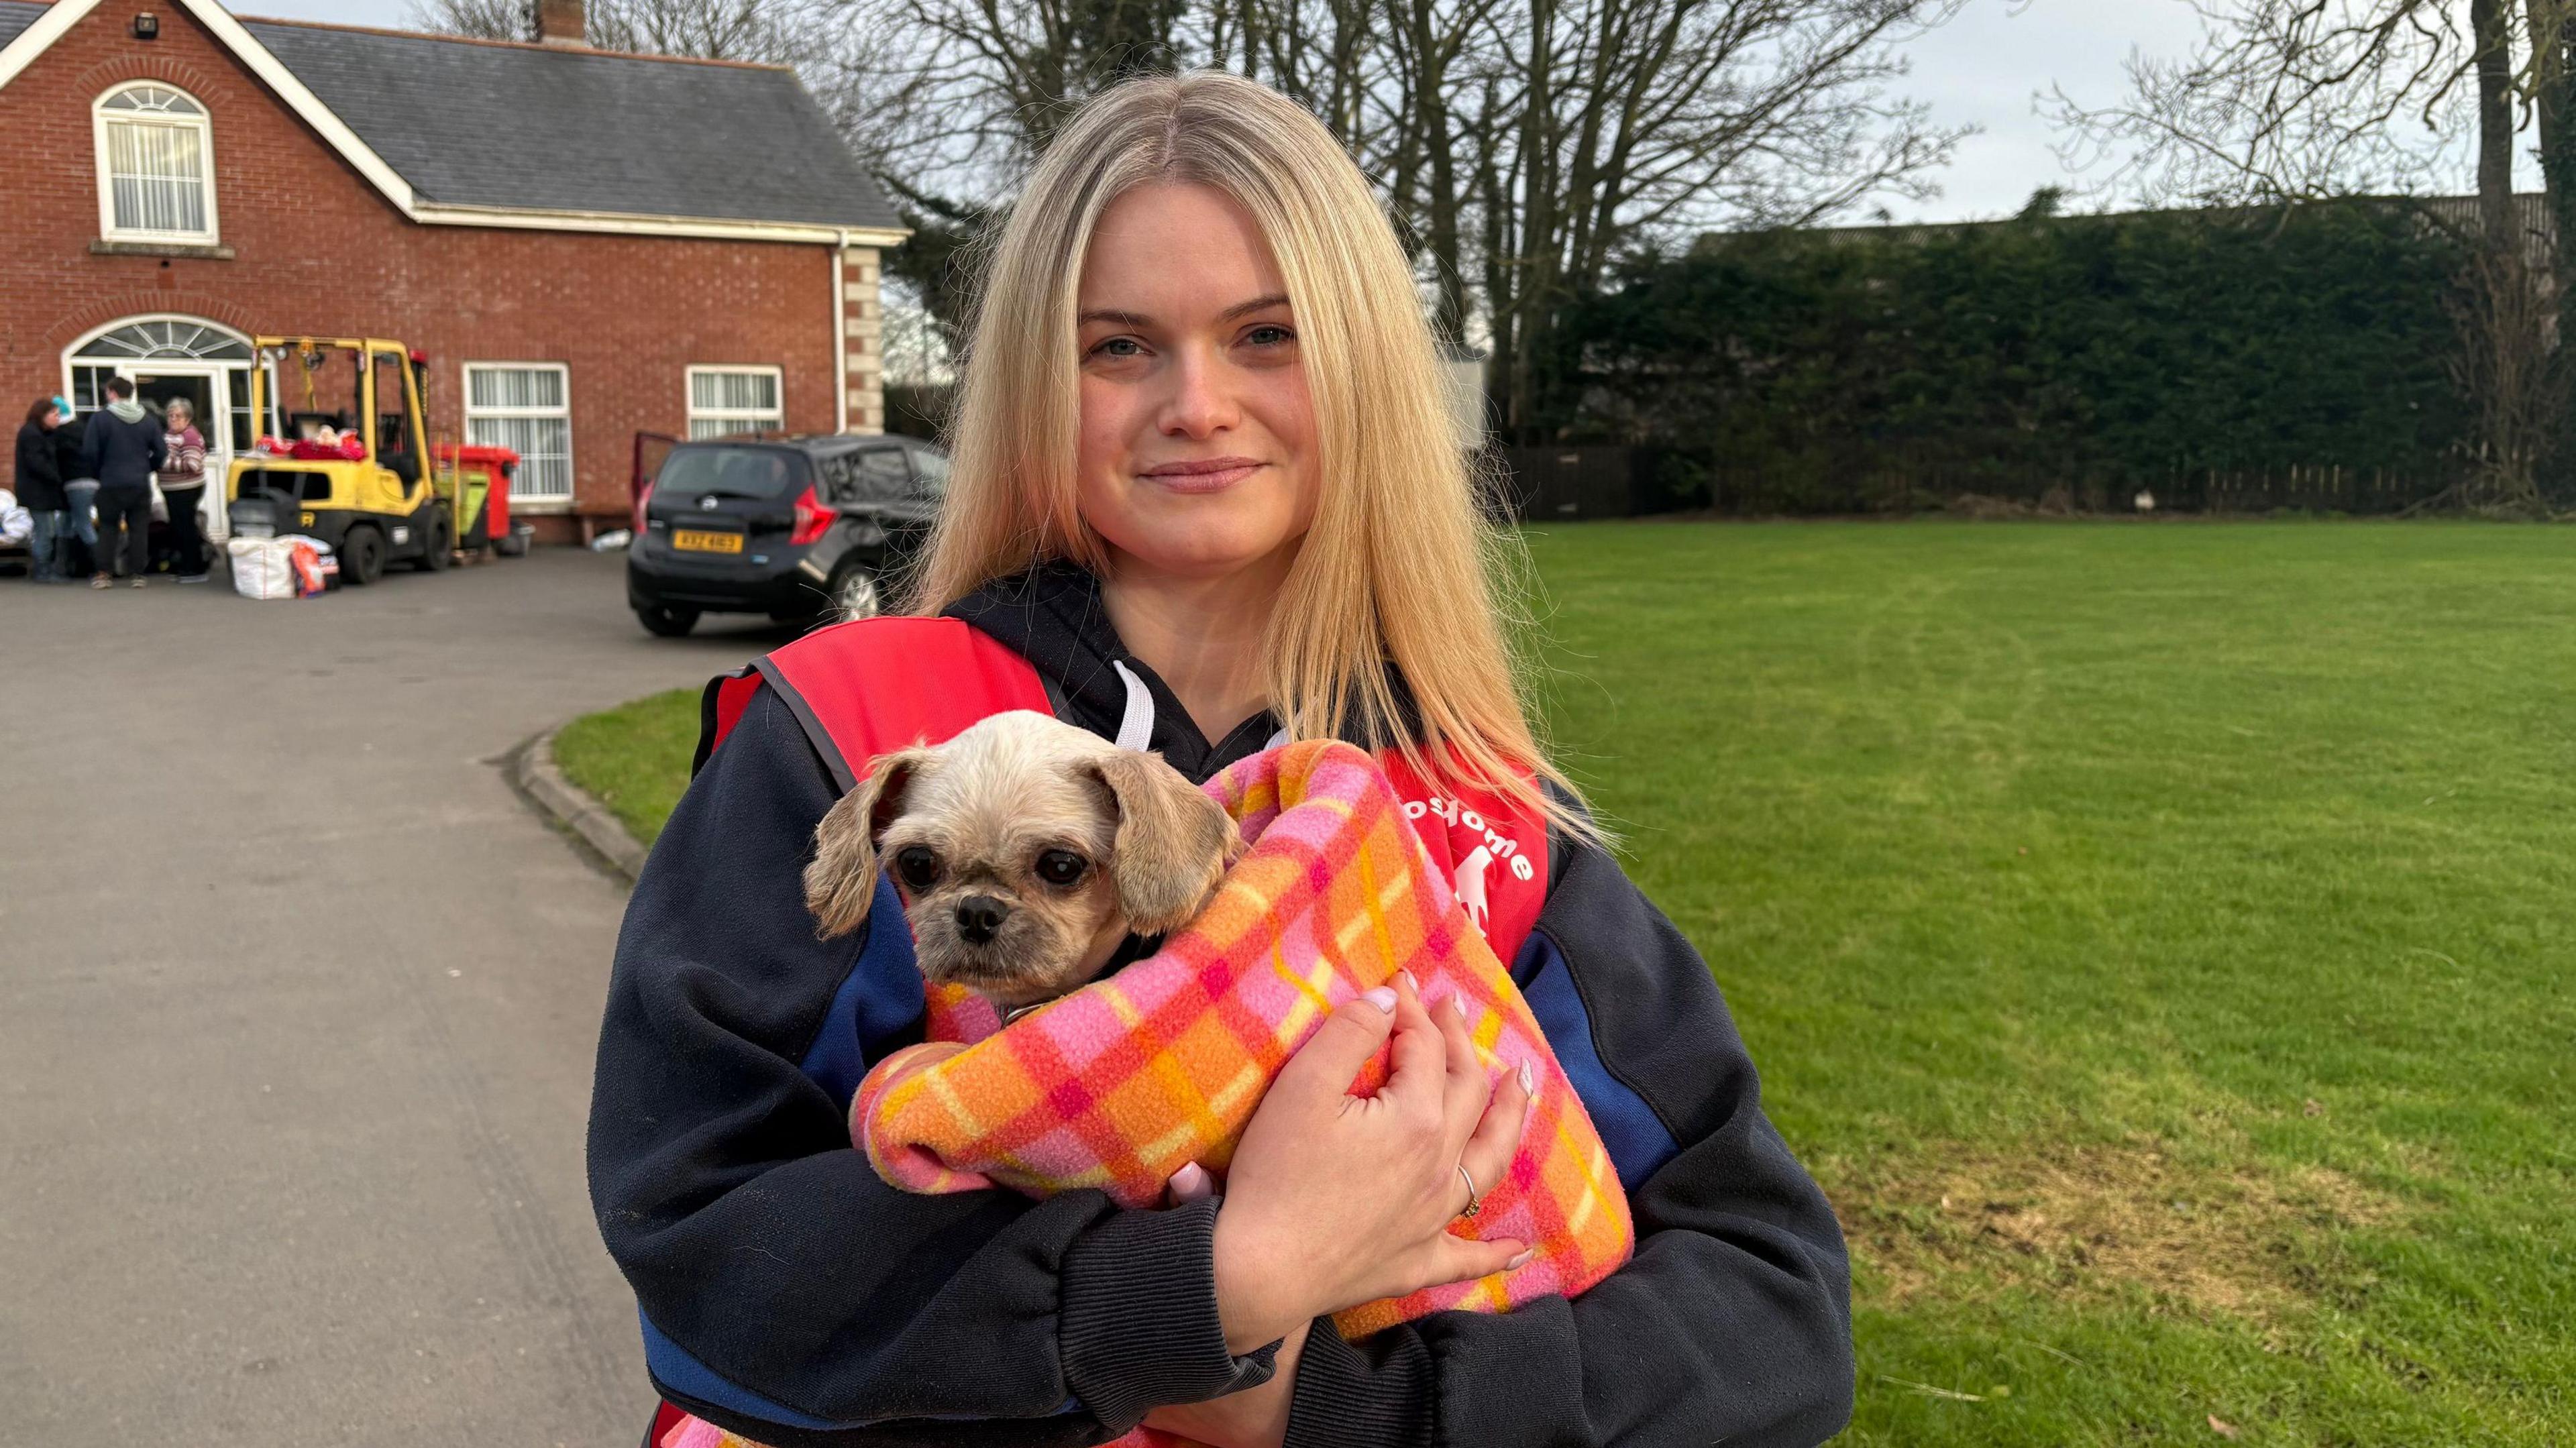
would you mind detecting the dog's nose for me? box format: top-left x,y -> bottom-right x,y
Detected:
954,894 -> 1010,944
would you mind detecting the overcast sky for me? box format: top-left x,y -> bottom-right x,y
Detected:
226,0 -> 2489,223
1882,0 -> 2208,221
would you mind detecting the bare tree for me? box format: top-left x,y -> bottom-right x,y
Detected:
409,0 -> 857,62
416,0 -> 1970,427
409,0 -> 533,40
1371,0 -> 1488,348
2047,2 -> 2485,204
2446,221 -> 2559,507
2524,0 -> 2576,423
1474,0 -> 1970,437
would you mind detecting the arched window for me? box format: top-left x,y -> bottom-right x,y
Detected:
93,82 -> 218,243
64,316 -> 257,450
72,319 -> 252,363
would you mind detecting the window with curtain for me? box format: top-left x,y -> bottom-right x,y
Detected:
463,364 -> 574,500
687,367 -> 784,439
95,84 -> 216,241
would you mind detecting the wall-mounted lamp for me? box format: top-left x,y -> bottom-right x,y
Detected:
131,11 -> 158,38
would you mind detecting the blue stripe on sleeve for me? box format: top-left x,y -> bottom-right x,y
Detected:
643,1311 -> 847,1430
798,876 -> 929,1110
1513,931 -> 1682,1192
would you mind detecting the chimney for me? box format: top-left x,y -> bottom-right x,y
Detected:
536,0 -> 586,47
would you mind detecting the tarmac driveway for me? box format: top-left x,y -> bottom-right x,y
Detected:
0,551 -> 796,1446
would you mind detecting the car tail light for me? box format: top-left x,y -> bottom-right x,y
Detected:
790,484 -> 835,545
631,478 -> 653,535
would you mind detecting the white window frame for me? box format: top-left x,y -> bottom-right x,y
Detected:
686,365 -> 786,439
93,82 -> 219,245
460,361 -> 575,509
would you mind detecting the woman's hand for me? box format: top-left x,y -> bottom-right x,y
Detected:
1206,970 -> 1535,1353
1139,1321 -> 1310,1448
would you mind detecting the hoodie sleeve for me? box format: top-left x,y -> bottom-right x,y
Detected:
588,685 -> 1279,1447
1279,836 -> 1856,1448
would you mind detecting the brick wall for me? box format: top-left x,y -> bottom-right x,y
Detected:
0,1 -> 847,534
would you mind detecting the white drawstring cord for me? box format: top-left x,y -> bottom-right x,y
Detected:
1110,660 -> 1155,753
1114,657 -> 1295,757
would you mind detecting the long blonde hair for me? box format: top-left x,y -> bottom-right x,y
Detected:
910,69 -> 1596,842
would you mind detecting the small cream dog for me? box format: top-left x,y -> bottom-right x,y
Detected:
804,711 -> 1242,1011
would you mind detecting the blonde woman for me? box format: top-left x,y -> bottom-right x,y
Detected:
590,72 -> 1852,1448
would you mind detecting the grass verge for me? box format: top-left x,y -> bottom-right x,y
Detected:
551,685 -> 698,848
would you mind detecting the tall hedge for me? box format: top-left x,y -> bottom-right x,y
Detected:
1540,201 -> 2471,512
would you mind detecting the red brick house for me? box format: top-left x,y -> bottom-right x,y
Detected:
0,0 -> 907,541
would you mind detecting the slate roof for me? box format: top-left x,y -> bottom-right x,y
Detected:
0,1 -> 41,51
0,0 -> 899,231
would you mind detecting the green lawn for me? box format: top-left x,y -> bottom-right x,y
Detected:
562,522 -> 2576,1443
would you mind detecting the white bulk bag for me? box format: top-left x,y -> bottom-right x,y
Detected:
228,536 -> 299,600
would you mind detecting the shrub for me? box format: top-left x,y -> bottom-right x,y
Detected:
1541,201 -> 2471,513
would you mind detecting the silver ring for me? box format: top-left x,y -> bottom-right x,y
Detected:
1455,1162 -> 1482,1218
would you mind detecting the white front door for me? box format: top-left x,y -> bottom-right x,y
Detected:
62,316 -> 257,546
129,362 -> 241,543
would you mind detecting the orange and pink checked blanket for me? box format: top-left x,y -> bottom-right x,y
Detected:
665,740 -> 1631,1448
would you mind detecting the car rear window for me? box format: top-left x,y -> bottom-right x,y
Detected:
655,446 -> 811,502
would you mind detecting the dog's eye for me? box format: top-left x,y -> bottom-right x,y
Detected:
894,846 -> 941,891
1034,850 -> 1089,888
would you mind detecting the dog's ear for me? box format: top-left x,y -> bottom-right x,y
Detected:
1083,750 -> 1241,936
804,745 -> 934,939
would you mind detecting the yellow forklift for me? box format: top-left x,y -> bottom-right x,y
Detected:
225,336 -> 454,585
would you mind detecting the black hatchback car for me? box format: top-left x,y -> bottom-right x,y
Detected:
626,434 -> 947,636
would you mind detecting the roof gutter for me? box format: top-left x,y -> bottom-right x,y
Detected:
411,203 -> 908,247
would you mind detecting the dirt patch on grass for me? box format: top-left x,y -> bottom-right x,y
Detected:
1829,1139 -> 2401,1323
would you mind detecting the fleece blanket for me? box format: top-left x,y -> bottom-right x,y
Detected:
668,740 -> 1633,1448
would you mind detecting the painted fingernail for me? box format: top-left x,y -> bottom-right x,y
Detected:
1517,1061 -> 1536,1097
1450,995 -> 1468,1023
1362,986 -> 1397,1012
1506,1249 -> 1534,1270
1397,968 -> 1417,992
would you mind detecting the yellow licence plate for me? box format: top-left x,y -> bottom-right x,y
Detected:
673,529 -> 744,554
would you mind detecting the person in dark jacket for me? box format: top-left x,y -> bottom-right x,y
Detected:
80,376 -> 164,588
13,397 -> 70,583
588,72 -> 1853,1448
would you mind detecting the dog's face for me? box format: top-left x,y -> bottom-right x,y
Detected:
804,711 -> 1240,1009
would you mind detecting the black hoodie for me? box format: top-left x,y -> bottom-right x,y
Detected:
80,403 -> 166,493
587,562 -> 1854,1447
14,421 -> 66,512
